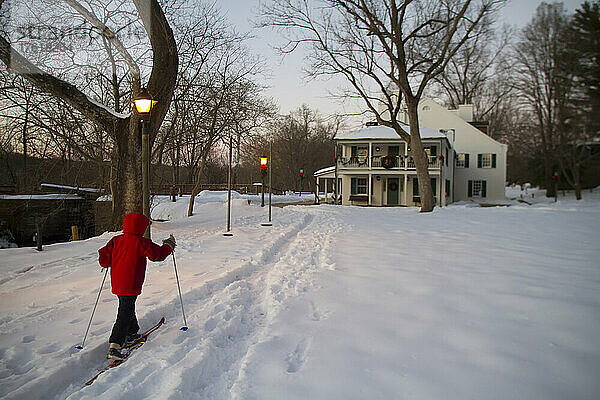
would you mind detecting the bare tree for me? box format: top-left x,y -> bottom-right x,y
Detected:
431,20 -> 515,130
243,105 -> 339,190
0,0 -> 178,227
514,2 -> 572,198
260,0 -> 505,212
184,40 -> 267,216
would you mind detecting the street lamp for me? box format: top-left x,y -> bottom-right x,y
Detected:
132,88 -> 156,239
299,168 -> 304,197
261,146 -> 273,226
260,156 -> 268,207
224,133 -> 234,237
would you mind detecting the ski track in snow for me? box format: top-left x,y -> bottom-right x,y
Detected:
0,204 -> 344,400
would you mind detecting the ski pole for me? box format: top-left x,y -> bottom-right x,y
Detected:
76,268 -> 108,349
172,251 -> 188,331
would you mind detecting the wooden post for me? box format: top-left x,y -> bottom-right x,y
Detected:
36,220 -> 42,251
71,226 -> 79,241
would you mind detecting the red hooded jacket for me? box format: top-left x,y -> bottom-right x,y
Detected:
98,213 -> 173,296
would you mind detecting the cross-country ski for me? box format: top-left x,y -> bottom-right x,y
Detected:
85,317 -> 165,386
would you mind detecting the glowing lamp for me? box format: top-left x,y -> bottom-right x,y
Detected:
132,88 -> 157,114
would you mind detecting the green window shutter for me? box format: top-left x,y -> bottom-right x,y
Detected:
413,178 -> 419,196
482,181 -> 487,197
492,154 -> 497,168
351,178 -> 357,194
465,154 -> 470,168
468,180 -> 473,197
430,178 -> 437,193
477,154 -> 482,168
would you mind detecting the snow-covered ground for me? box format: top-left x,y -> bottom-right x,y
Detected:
1,188 -> 599,399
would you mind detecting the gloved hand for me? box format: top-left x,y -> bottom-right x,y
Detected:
163,234 -> 176,250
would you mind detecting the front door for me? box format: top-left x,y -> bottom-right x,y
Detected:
387,178 -> 399,205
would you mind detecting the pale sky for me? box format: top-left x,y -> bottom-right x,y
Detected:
221,0 -> 587,123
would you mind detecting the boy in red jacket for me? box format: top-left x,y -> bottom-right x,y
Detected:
98,212 -> 176,360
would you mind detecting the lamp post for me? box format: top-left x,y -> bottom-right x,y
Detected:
261,143 -> 273,226
299,168 -> 304,197
224,133 -> 234,237
132,88 -> 156,239
260,156 -> 268,207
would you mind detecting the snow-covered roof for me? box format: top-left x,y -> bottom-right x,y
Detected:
0,194 -> 83,200
313,166 -> 335,177
334,124 -> 447,141
41,183 -> 102,193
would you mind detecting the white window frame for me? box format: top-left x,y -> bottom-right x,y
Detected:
456,153 -> 467,168
351,177 -> 368,195
472,180 -> 483,197
481,153 -> 492,168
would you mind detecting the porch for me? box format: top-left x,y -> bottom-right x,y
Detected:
345,173 -> 447,207
314,168 -> 450,207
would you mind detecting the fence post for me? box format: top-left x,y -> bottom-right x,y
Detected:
71,226 -> 79,241
36,220 -> 43,251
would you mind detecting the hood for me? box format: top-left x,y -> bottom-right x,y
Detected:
123,212 -> 149,236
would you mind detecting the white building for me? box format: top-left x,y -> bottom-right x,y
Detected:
415,98 -> 507,202
314,98 -> 507,206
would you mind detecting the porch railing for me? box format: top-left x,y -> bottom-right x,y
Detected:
338,155 -> 441,169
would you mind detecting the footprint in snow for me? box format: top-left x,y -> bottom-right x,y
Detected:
37,343 -> 61,354
22,335 -> 35,344
204,317 -> 218,332
286,338 -> 311,373
309,301 -> 329,321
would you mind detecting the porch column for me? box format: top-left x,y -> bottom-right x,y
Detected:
441,176 -> 446,207
403,174 -> 408,205
368,142 -> 372,169
316,177 -> 320,201
368,173 -> 372,206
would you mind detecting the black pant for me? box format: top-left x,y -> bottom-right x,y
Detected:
109,295 -> 140,346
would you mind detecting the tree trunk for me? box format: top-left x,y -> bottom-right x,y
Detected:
187,151 -> 210,217
543,151 -> 556,198
110,118 -> 143,228
575,184 -> 582,200
406,101 -> 434,212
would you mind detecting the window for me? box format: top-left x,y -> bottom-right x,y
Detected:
456,153 -> 469,168
351,145 -> 368,158
351,177 -> 368,195
477,153 -> 497,168
412,178 -> 437,196
424,146 -> 437,157
445,179 -> 451,197
468,180 -> 487,197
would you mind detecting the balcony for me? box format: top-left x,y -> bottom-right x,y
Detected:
337,155 -> 441,170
